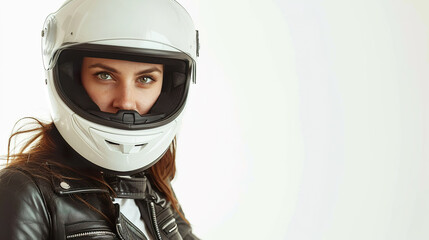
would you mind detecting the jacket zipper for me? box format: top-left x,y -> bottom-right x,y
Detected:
66,230 -> 116,239
150,201 -> 163,240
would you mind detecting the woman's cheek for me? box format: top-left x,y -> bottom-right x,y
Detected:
85,83 -> 109,110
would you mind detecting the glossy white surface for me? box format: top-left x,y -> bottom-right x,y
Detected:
42,0 -> 197,69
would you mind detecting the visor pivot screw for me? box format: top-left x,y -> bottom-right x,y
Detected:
60,181 -> 70,190
70,32 -> 73,36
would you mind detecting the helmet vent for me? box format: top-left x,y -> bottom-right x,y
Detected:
106,140 -> 120,146
105,140 -> 147,154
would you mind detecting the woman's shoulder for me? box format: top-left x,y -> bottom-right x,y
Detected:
0,163 -> 65,206
0,166 -> 51,239
1,162 -> 52,182
0,166 -> 38,185
0,166 -> 48,197
0,163 -> 108,195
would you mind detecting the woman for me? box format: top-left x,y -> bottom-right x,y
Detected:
0,0 -> 200,239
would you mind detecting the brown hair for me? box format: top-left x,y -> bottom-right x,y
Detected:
4,117 -> 188,223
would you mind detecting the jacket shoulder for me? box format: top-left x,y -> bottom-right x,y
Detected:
0,167 -> 51,239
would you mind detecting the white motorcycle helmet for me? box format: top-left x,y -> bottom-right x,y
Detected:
42,0 -> 199,175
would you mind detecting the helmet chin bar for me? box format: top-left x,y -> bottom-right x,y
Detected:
88,109 -> 166,125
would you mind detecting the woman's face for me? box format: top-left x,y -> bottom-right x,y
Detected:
81,57 -> 163,115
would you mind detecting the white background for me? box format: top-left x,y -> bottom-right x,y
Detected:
1,0 -> 429,239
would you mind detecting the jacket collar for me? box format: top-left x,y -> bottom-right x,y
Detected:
49,163 -> 153,199
105,175 -> 150,199
50,165 -> 110,195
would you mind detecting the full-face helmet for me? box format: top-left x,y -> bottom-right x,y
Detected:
42,0 -> 199,174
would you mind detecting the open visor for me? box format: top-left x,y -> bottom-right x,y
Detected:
53,44 -> 193,130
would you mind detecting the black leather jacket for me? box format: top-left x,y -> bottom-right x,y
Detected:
0,165 -> 198,240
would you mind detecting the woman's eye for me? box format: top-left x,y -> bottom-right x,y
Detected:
97,72 -> 112,80
138,76 -> 154,84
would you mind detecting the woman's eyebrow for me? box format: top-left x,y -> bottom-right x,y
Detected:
87,64 -> 162,75
88,63 -> 118,73
136,67 -> 163,75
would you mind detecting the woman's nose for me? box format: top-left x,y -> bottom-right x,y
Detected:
112,84 -> 138,112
